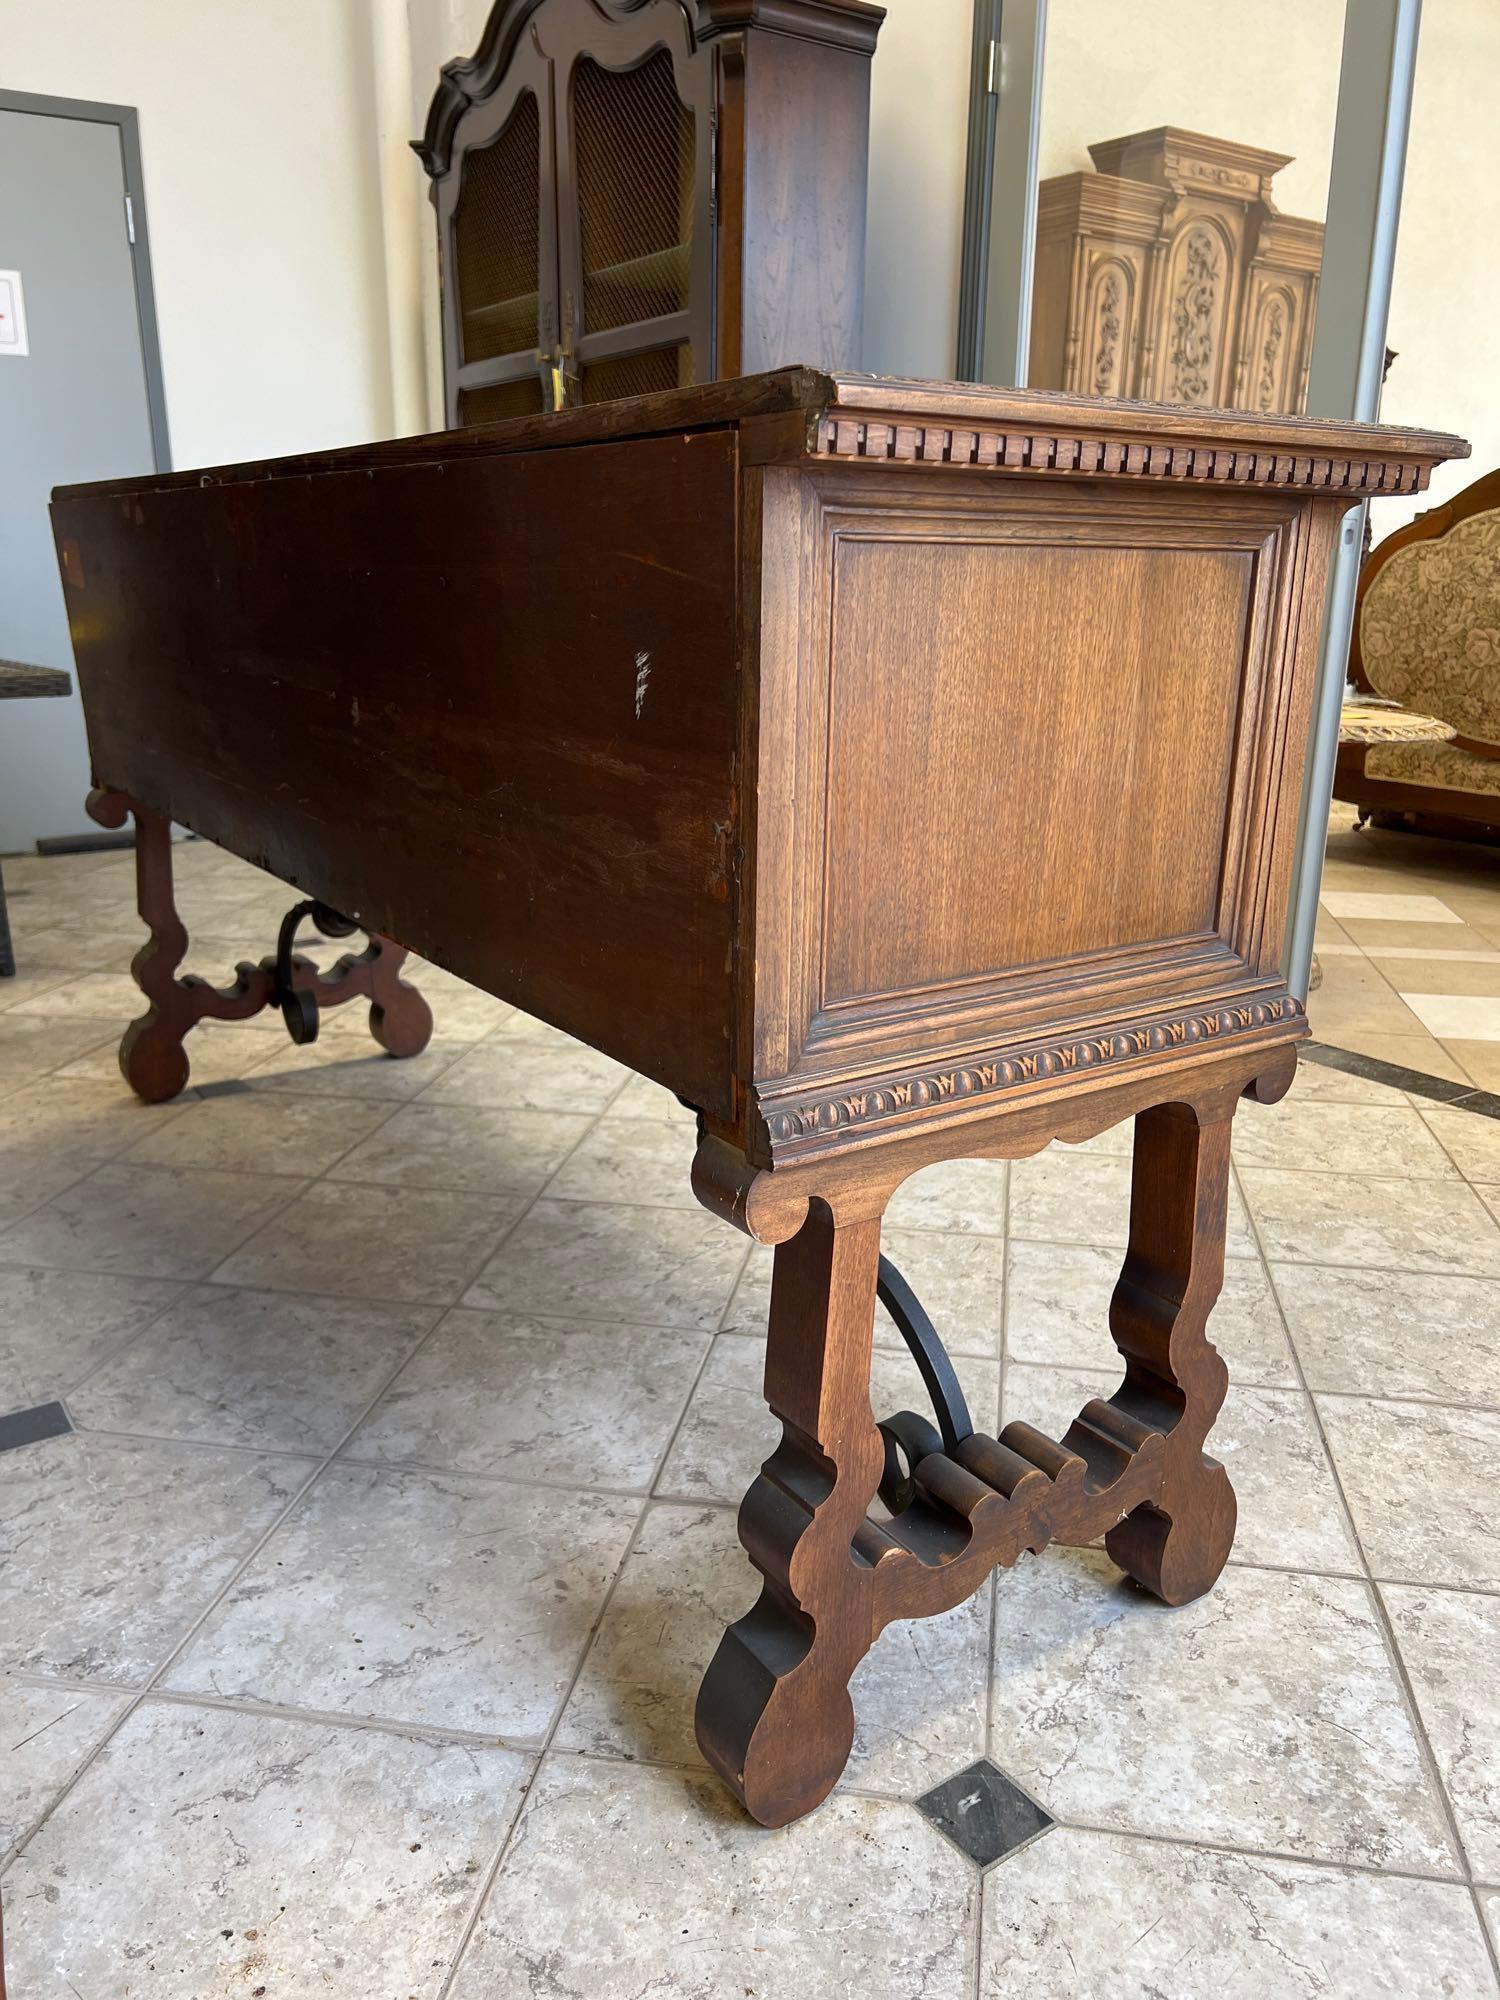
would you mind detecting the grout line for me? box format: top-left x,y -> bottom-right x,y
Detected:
0,1236 -> 471,1872
1248,1198 -> 1485,1893
1048,1809 -> 1475,1891
431,1506 -> 654,1999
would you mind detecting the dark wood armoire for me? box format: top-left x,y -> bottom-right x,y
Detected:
414,0 -> 885,425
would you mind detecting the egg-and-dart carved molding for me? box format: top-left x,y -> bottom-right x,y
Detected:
761,995 -> 1304,1144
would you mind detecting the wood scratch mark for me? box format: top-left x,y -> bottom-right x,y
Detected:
634,650 -> 651,720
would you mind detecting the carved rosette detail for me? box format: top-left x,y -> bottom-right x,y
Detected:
762,997 -> 1304,1145
1168,226 -> 1222,404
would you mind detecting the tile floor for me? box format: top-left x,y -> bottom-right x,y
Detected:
1312,801 -> 1500,1086
0,837 -> 1498,1997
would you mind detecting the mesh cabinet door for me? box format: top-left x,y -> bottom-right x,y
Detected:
550,0 -> 715,406
438,30 -> 560,427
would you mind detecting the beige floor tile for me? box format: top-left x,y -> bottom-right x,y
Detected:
656,1332 -> 1000,1508
555,1500 -> 991,1798
1279,1057 -> 1415,1105
544,1115 -> 698,1208
989,1550 -> 1455,1872
419,1034 -> 628,1112
212,1179 -> 522,1304
326,1099 -> 591,1197
883,1153 -> 1009,1235
0,1075 -> 172,1163
0,1014 -> 133,1093
721,1227 -> 1010,1359
0,1152 -> 92,1232
1402,993 -> 1500,1043
1451,1040 -> 1500,1091
1339,918 -> 1498,956
1274,1263 -> 1500,1404
70,1284 -> 435,1453
54,1021 -> 284,1090
1005,1244 -> 1295,1386
0,1266 -> 182,1406
1320,892 -> 1462,924
466,1197 -> 748,1332
1012,1149 -> 1255,1253
0,963 -> 76,1014
1373,954 -> 1500,996
1,1701 -> 530,1999
6,969 -> 146,1024
981,1825 -> 1494,2000
1318,1396 -> 1500,1589
600,1072 -> 697,1125
1239,1168 -> 1500,1276
1384,1583 -> 1500,1882
1421,1104 -> 1500,1183
406,978 -> 517,1041
1310,1029 -> 1473,1084
121,1086 -> 393,1177
448,1758 -> 976,2000
1,1431 -> 310,1683
164,1463 -> 639,1741
1304,973 -> 1430,1042
0,1675 -> 131,1855
346,1307 -> 706,1490
1002,1365 -> 1358,1573
1231,1099 -> 1457,1178
244,1034 -> 471,1101
0,1163 -> 303,1280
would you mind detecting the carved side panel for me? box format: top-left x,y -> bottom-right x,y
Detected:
1245,282 -> 1297,415
1079,255 -> 1139,400
1159,218 -> 1234,407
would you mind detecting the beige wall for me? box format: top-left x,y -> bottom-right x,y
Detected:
1,0 -> 396,469
1379,0 -> 1500,530
861,0 -> 969,379
6,0 -> 1486,500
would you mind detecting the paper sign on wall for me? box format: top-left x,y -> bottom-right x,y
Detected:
0,270 -> 30,357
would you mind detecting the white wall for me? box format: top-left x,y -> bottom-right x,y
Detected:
1,0 -> 396,470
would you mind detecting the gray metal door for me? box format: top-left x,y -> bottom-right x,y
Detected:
0,101 -> 163,850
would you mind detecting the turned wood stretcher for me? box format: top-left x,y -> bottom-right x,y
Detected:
50,369 -> 1463,1828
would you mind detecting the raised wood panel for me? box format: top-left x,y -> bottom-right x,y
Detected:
58,430 -> 742,1116
821,538 -> 1252,1005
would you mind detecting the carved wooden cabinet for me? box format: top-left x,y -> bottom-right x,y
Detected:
53,372 -> 1462,1829
415,0 -> 884,425
1030,128 -> 1324,415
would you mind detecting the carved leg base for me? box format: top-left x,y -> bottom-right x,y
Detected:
88,789 -> 433,1104
694,1204 -> 885,1827
693,1056 -> 1289,1826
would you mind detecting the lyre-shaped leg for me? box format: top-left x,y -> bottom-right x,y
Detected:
1099,1100 -> 1237,1605
695,1200 -> 887,1828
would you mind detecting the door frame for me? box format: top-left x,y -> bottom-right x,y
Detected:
0,89 -> 171,471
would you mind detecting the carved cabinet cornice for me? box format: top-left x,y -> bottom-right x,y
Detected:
1030,127 -> 1324,416
415,0 -> 885,426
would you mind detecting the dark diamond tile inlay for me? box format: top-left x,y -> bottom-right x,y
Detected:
0,1400 -> 73,1453
914,1758 -> 1053,1868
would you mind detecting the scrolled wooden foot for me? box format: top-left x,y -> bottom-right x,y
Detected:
1098,1098 -> 1238,1606
694,1199 -> 886,1827
87,788 -> 431,1103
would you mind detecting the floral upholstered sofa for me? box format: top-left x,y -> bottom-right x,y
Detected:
1336,466 -> 1500,839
